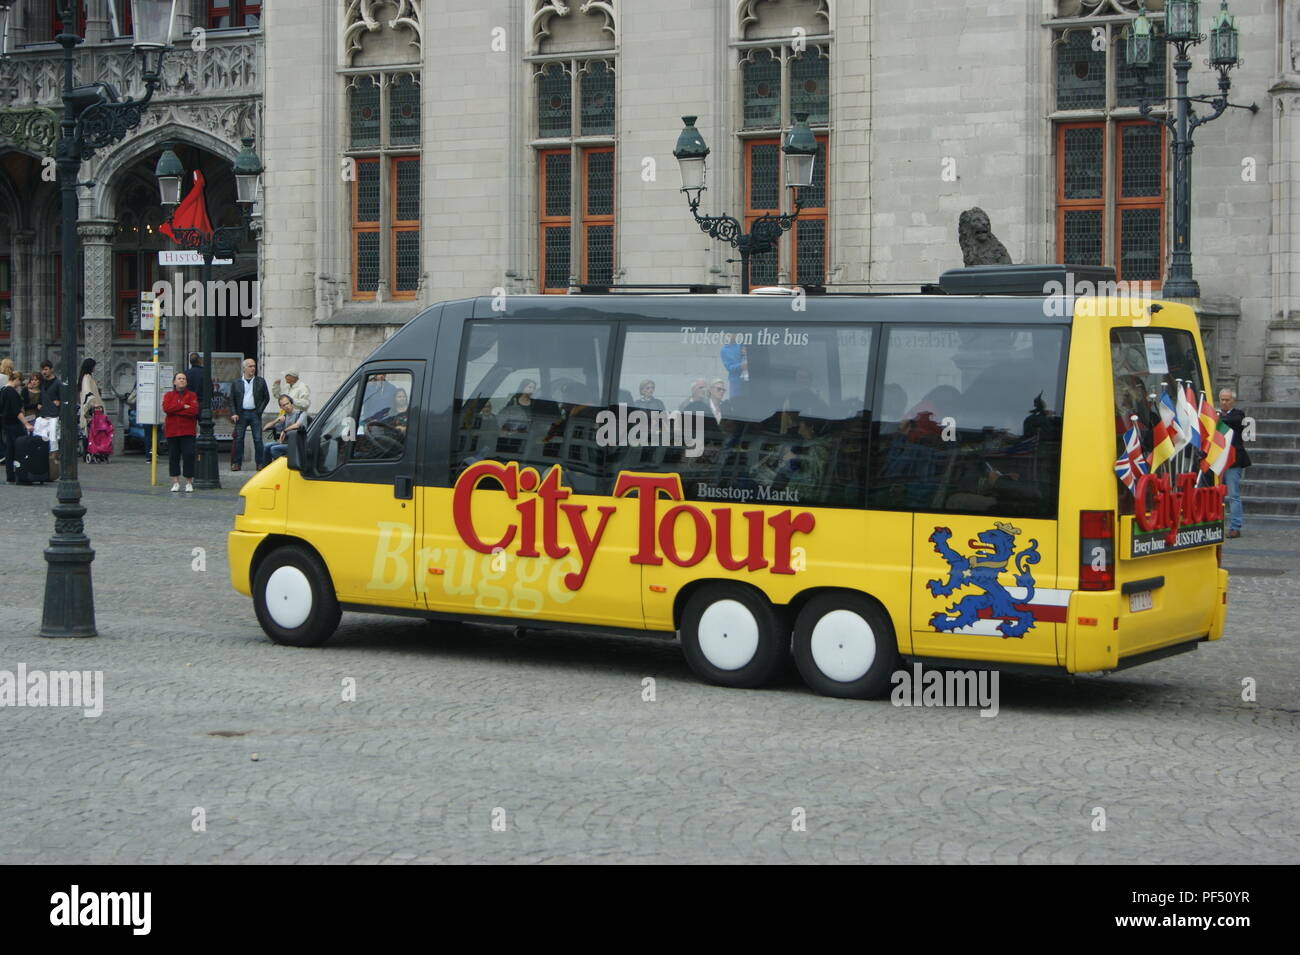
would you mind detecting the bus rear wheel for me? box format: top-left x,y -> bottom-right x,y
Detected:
793,593 -> 898,699
679,584 -> 788,689
253,545 -> 341,648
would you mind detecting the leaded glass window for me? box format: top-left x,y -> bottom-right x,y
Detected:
1116,25 -> 1167,107
1062,126 -> 1103,199
581,61 -> 614,136
538,63 -> 571,137
1062,209 -> 1103,265
748,143 -> 780,211
790,48 -> 829,126
1055,30 -> 1105,111
350,75 -> 380,148
545,152 -> 571,218
389,74 -> 420,146
544,226 -> 571,290
1120,124 -> 1161,198
346,71 -> 423,300
743,49 -> 781,129
1119,207 -> 1161,282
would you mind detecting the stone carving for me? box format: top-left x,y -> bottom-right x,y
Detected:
131,101 -> 261,149
1056,0 -> 1161,17
958,207 -> 1013,267
0,106 -> 58,154
738,0 -> 829,34
532,1 -> 617,51
344,0 -> 424,64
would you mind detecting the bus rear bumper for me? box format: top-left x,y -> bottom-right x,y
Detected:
1208,568 -> 1228,641
228,530 -> 267,597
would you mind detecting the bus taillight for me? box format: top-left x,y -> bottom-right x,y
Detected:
1079,510 -> 1115,591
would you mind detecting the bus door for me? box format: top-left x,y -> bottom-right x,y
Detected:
290,363 -> 425,608
420,319 -> 645,629
871,324 -> 1069,667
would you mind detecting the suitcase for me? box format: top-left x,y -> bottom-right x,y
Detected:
14,433 -> 51,485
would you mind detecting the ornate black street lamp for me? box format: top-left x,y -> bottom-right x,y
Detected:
1126,0 -> 1256,299
673,113 -> 817,293
155,137 -> 262,489
26,0 -> 178,639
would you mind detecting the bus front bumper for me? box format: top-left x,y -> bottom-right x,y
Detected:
228,530 -> 268,597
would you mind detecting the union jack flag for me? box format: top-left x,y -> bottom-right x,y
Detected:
1114,419 -> 1149,493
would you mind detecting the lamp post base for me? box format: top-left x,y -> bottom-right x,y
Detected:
193,428 -> 222,490
39,482 -> 97,638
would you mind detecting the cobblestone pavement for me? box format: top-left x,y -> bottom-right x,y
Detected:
1,455 -> 1297,864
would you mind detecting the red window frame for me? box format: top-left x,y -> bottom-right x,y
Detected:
352,157 -> 380,300
208,0 -> 261,28
580,146 -> 615,288
539,149 -> 571,295
1056,121 -> 1166,286
390,156 -> 419,300
115,251 -> 157,340
744,135 -> 828,288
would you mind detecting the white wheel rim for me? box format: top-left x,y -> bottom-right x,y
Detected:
809,609 -> 877,683
265,565 -> 313,630
696,599 -> 760,671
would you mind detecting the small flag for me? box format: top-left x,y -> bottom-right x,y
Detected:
1164,387 -> 1189,456
1201,419 -> 1236,476
1115,419 -> 1149,493
1149,391 -> 1178,471
1198,392 -> 1218,450
1178,381 -> 1201,453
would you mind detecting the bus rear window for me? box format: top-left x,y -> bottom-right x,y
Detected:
1110,326 -> 1206,513
868,325 -> 1067,518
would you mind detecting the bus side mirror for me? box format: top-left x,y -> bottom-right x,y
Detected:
286,428 -> 306,472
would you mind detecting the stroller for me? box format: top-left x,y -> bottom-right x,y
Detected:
83,405 -> 115,463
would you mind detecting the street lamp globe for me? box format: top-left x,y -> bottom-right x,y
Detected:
232,136 -> 264,206
154,142 -> 184,207
1209,0 -> 1239,69
1126,2 -> 1155,69
1165,0 -> 1200,43
673,115 -> 710,196
782,112 -> 817,190
130,0 -> 177,51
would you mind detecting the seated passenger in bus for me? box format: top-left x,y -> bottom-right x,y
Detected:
782,367 -> 829,419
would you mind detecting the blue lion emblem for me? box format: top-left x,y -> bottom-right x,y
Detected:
927,522 -> 1042,639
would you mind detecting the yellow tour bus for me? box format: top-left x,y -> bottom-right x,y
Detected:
229,264 -> 1229,699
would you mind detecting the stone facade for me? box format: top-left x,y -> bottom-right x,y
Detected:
0,0 -> 261,405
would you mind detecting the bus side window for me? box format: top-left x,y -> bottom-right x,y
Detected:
868,326 -> 1066,517
313,379 -> 362,475
451,321 -> 613,492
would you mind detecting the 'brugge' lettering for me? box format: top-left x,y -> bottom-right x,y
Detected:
451,462 -> 816,591
1133,472 -> 1228,544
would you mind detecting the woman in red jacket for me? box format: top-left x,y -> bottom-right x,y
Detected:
162,371 -> 199,492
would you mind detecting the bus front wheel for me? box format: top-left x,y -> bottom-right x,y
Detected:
679,584 -> 788,689
253,545 -> 342,648
793,593 -> 898,699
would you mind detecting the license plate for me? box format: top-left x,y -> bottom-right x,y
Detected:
1129,591 -> 1153,613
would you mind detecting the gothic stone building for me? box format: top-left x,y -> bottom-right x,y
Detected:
0,0 -> 261,401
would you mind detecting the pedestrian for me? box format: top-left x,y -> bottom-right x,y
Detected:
77,358 -> 103,434
35,360 -> 63,478
21,372 -> 41,420
0,358 -> 13,382
1218,388 -> 1252,538
229,357 -> 269,471
272,369 -> 310,413
162,371 -> 198,492
264,394 -> 304,461
1,371 -> 33,484
186,352 -> 206,402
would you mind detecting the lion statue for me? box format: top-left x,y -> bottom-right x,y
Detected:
958,207 -> 1013,267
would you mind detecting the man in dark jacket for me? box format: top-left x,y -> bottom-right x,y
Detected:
229,357 -> 270,470
186,353 -> 206,403
1218,388 -> 1252,538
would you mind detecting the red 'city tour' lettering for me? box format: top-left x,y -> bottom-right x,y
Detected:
451,462 -> 816,591
1133,472 -> 1228,544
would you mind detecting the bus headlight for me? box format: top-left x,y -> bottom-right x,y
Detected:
235,495 -> 246,516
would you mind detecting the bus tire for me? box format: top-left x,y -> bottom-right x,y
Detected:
792,593 -> 898,699
253,545 -> 341,648
679,584 -> 788,689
